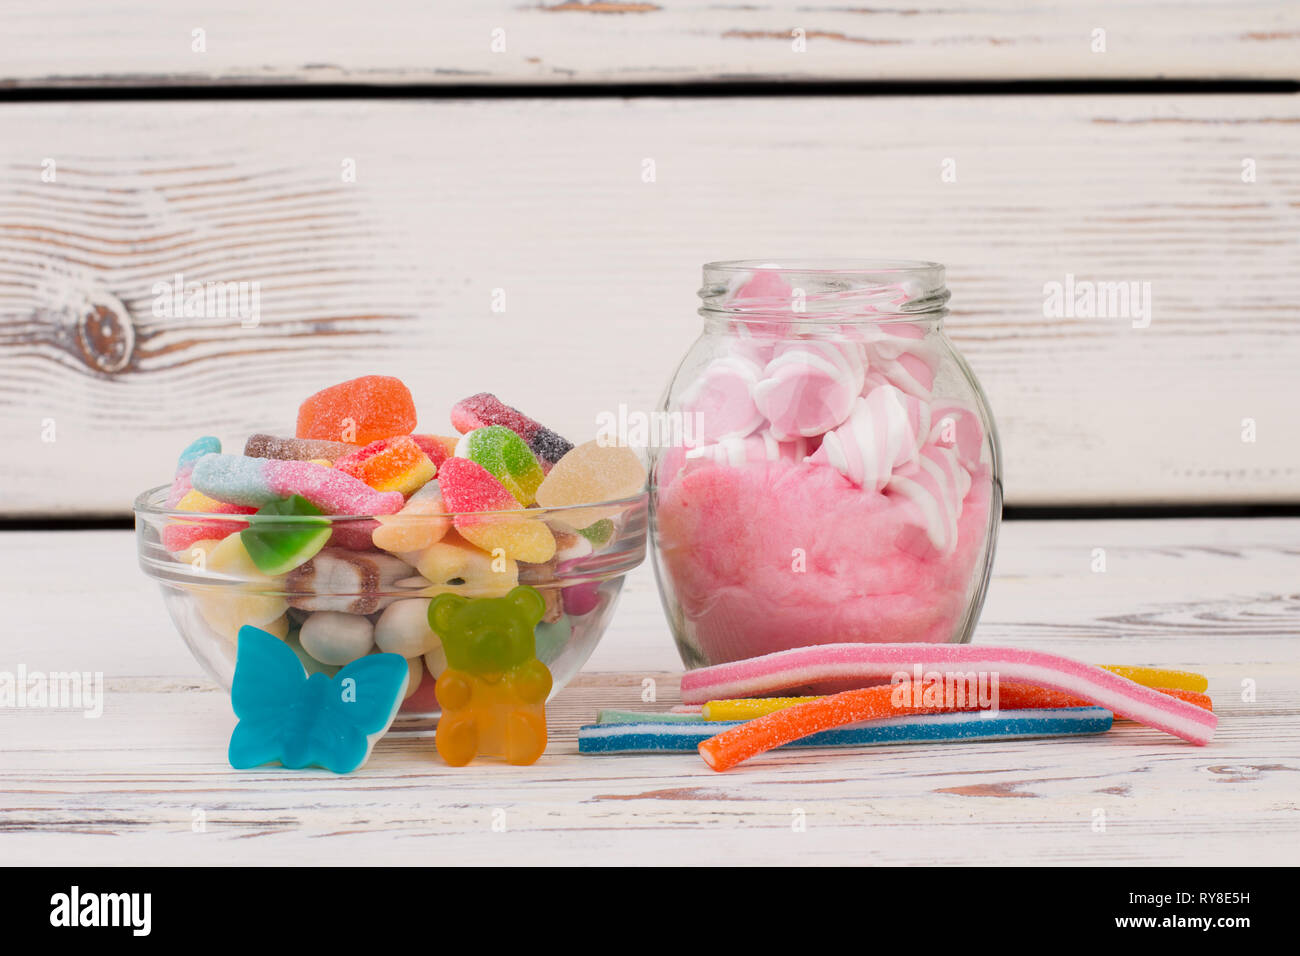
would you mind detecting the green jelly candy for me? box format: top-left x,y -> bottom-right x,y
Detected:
458,425 -> 545,505
577,518 -> 614,549
240,495 -> 332,575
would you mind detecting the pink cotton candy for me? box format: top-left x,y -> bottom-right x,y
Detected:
655,458 -> 992,666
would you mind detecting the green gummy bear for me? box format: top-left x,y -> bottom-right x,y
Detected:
428,585 -> 547,675
464,425 -> 545,505
240,495 -> 332,575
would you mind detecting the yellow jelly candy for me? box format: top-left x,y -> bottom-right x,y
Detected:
409,531 -> 519,598
535,439 -> 645,527
373,482 -> 451,554
193,534 -> 288,641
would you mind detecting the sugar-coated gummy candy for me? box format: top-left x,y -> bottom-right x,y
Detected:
167,436 -> 222,507
372,481 -> 451,554
439,457 -> 556,564
455,425 -> 545,505
576,518 -> 615,549
579,708 -> 1112,755
296,375 -> 417,446
240,495 -> 333,575
450,392 -> 573,467
334,435 -> 436,496
299,610 -> 375,666
534,439 -> 646,528
244,433 -> 359,462
191,453 -> 404,515
374,598 -> 442,659
405,531 -> 519,597
285,548 -> 411,614
679,643 -> 1217,746
163,489 -> 254,552
429,586 -> 552,766
410,434 -> 458,470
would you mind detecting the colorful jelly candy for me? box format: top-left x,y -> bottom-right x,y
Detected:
411,434 -> 458,470
228,625 -> 408,773
371,481 -> 451,553
534,439 -> 646,527
296,375 -> 417,445
334,435 -> 437,496
193,534 -> 289,641
450,392 -> 573,467
167,436 -> 222,507
191,454 -> 404,515
239,495 -> 332,575
162,486 -> 255,553
428,586 -> 552,766
455,425 -> 546,505
439,457 -> 556,563
405,530 -> 519,597
243,433 -> 359,462
581,708 -> 1112,754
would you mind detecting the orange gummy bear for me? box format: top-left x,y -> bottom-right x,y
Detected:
296,376 -> 417,445
429,587 -> 552,766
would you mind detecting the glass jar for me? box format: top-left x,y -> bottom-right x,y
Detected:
650,260 -> 1002,669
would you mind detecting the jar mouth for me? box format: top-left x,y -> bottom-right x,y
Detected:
699,258 -> 949,324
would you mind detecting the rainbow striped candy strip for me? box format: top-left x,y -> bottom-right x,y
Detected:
679,644 -> 1217,745
192,453 -> 404,515
579,707 -> 1113,754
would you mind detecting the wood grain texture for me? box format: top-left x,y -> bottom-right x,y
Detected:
1,95 -> 1298,512
0,1 -> 1296,86
1,518 -> 1296,864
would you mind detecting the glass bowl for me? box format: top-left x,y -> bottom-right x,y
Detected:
135,486 -> 647,720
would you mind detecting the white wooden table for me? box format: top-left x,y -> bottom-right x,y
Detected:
2,517 -> 1295,865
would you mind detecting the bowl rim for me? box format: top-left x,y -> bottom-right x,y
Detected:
132,484 -> 649,523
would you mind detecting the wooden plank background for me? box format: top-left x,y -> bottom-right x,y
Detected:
0,1 -> 1297,87
1,94 -> 1297,513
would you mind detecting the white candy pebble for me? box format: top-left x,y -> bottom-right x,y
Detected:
374,599 -> 441,659
299,611 -> 375,665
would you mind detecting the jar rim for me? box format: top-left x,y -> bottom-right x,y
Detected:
699,258 -> 949,323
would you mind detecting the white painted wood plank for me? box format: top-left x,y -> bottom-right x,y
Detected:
0,519 -> 1296,865
0,1 -> 1296,86
1,95 -> 1297,513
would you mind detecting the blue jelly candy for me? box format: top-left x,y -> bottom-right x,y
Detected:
228,625 -> 409,773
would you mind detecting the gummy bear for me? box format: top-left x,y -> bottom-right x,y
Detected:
428,586 -> 552,766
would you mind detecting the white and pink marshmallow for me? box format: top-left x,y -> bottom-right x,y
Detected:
804,384 -> 930,492
752,340 -> 865,441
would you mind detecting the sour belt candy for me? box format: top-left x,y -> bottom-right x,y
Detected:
191,454 -> 404,515
680,643 -> 1217,746
581,707 -> 1112,754
702,684 -> 1212,721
